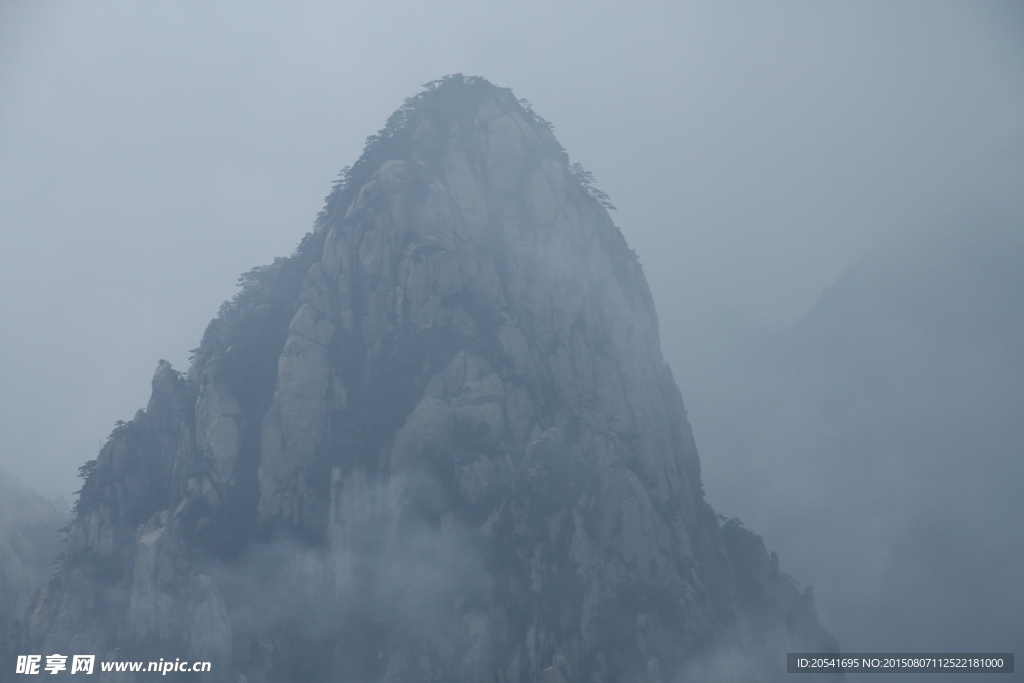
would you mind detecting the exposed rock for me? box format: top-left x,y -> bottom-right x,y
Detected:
27,75 -> 840,682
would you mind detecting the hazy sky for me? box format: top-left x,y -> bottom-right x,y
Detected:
1,1 -> 1022,502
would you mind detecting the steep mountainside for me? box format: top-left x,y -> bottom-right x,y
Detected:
26,76 -> 838,683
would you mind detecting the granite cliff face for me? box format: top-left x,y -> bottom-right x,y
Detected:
26,76 -> 838,682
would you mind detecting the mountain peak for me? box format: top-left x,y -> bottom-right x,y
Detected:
22,77 -> 839,683
319,74 -> 569,228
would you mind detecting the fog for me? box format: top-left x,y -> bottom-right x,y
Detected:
690,218 -> 1024,679
2,0 -> 1022,674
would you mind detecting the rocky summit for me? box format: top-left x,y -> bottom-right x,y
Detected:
21,75 -> 839,682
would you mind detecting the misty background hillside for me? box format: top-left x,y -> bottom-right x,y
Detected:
2,2 -> 1023,680
686,219 -> 1024,667
0,472 -> 67,657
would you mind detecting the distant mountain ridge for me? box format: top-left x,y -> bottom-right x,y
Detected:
22,75 -> 839,683
692,219 -> 1024,666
